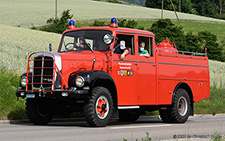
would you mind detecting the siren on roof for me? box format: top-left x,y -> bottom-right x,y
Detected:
110,18 -> 118,28
68,20 -> 75,29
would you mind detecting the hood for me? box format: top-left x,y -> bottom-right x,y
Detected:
57,52 -> 108,72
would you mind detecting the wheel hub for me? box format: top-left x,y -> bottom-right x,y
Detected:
177,96 -> 188,116
96,96 -> 109,119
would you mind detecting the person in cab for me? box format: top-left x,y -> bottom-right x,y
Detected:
139,42 -> 150,57
113,37 -> 129,60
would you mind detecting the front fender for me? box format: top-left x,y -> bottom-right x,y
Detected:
79,71 -> 115,88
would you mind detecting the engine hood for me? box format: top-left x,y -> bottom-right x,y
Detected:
57,51 -> 108,73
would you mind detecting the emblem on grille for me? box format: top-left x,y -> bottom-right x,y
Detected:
43,78 -> 53,82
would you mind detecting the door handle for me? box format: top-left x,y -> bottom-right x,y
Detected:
135,62 -> 138,65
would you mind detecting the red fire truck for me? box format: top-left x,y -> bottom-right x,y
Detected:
16,18 -> 210,127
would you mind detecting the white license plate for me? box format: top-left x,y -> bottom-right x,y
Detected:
26,94 -> 35,98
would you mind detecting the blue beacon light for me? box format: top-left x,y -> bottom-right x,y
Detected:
68,20 -> 75,29
110,18 -> 118,28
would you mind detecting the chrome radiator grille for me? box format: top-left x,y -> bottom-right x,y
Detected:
32,56 -> 54,90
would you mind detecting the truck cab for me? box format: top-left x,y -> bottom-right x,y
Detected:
16,18 -> 210,127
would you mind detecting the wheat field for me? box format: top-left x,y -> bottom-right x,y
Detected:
0,24 -> 61,72
0,0 -> 225,28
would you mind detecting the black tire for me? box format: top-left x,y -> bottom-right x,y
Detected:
26,99 -> 53,125
160,88 -> 191,123
119,109 -> 141,122
159,110 -> 172,123
83,86 -> 114,127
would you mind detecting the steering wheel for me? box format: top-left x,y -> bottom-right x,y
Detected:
65,43 -> 81,51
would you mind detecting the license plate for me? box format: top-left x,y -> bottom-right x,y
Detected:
26,94 -> 35,98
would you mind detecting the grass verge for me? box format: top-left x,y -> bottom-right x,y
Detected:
0,69 -> 26,120
194,87 -> 225,115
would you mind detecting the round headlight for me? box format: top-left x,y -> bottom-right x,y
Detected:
75,76 -> 85,87
21,76 -> 27,87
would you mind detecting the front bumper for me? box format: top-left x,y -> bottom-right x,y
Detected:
16,89 -> 89,99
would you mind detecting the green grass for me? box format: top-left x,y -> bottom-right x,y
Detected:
0,69 -> 26,120
194,87 -> 225,115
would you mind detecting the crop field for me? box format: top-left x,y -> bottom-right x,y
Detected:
0,0 -> 225,28
209,60 -> 225,88
0,24 -> 61,73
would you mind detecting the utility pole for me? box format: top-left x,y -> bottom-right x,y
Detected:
55,0 -> 57,19
179,0 -> 181,12
161,0 -> 164,19
170,0 -> 180,24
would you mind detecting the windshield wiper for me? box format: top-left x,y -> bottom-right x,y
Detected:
85,42 -> 94,52
63,41 -> 67,53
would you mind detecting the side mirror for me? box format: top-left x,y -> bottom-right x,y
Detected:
49,43 -> 52,52
103,34 -> 113,45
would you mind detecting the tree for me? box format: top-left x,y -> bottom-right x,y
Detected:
184,31 -> 201,52
193,0 -> 218,17
181,0 -> 193,13
144,0 -> 179,11
149,19 -> 185,50
213,0 -> 225,15
198,31 -> 223,61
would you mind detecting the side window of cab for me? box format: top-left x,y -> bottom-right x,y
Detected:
113,34 -> 135,55
138,36 -> 153,57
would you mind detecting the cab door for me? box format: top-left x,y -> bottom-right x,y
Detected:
136,35 -> 157,105
111,33 -> 138,106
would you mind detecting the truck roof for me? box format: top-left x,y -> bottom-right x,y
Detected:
64,26 -> 155,36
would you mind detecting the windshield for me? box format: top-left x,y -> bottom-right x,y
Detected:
58,29 -> 112,52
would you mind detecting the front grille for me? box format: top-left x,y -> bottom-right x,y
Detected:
32,56 -> 54,90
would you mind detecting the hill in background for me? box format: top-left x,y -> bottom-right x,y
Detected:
0,0 -> 225,28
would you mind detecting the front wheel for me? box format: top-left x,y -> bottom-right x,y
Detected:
83,86 -> 114,127
26,99 -> 53,125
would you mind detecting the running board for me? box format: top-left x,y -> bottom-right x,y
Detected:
118,106 -> 140,109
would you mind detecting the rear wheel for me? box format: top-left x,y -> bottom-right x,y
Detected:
119,109 -> 141,122
26,99 -> 53,125
83,86 -> 114,127
160,88 -> 190,123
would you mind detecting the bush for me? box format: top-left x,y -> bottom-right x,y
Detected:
150,19 -> 224,62
197,31 -> 223,61
40,9 -> 73,34
91,20 -> 107,26
0,69 -> 26,120
90,19 -> 138,29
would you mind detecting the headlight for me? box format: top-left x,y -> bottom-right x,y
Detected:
21,76 -> 27,87
75,76 -> 85,87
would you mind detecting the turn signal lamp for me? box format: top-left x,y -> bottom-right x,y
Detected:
68,20 -> 75,29
110,18 -> 118,28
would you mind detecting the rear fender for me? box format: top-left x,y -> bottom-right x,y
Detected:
172,82 -> 194,115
